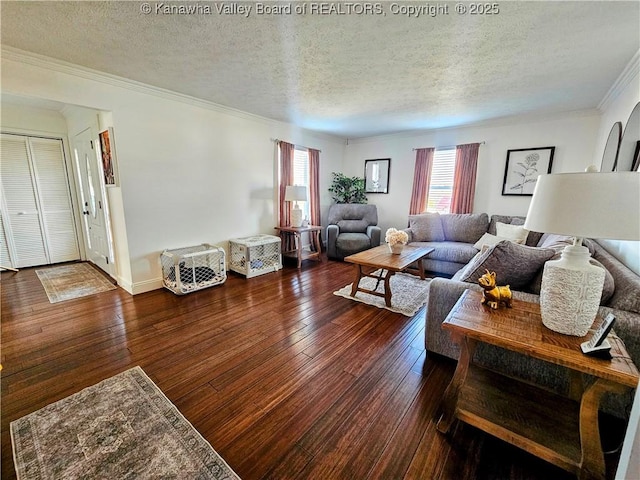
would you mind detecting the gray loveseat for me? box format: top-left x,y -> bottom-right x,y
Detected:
425,235 -> 640,419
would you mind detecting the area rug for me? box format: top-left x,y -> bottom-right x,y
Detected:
10,366 -> 240,480
35,262 -> 116,303
334,270 -> 430,316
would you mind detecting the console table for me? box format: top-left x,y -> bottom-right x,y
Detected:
437,289 -> 638,480
275,225 -> 322,268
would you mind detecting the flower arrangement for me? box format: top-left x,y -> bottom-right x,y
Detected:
385,228 -> 409,246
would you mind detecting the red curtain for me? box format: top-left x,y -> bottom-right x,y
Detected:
409,148 -> 435,215
450,143 -> 480,214
278,141 -> 295,227
308,148 -> 321,227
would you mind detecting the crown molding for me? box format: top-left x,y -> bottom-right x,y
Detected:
1,47 -> 346,145
598,49 -> 640,112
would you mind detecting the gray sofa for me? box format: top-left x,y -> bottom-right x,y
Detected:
327,204 -> 381,260
425,235 -> 640,419
404,212 -> 543,276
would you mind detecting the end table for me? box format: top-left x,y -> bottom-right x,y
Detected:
275,225 -> 323,268
437,289 -> 638,480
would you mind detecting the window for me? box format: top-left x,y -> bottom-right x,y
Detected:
426,148 -> 455,214
293,147 -> 310,220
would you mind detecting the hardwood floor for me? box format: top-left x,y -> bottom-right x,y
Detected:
0,259 -> 620,479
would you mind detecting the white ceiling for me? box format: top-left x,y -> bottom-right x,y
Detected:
1,1 -> 639,138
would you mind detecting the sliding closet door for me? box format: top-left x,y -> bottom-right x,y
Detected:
1,134 -> 49,267
0,134 -> 80,268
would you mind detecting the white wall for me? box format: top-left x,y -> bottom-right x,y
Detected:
1,52 -> 345,293
593,57 -> 640,276
343,112 -> 601,236
0,101 -> 68,135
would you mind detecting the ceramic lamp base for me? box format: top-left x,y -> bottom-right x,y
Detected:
291,207 -> 303,228
539,245 -> 604,336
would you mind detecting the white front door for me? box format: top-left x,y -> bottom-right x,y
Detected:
73,128 -> 114,276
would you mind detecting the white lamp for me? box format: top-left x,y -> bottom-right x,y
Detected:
524,171 -> 640,336
285,185 -> 307,228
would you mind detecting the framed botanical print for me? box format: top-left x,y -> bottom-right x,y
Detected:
502,147 -> 555,196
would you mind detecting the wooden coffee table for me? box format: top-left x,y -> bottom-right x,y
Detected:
343,245 -> 434,308
437,289 -> 639,480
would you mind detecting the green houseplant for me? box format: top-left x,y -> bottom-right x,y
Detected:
328,172 -> 367,204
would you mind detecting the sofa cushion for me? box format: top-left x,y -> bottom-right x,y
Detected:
594,244 -> 640,314
489,215 -> 543,247
408,213 -> 445,242
411,241 -> 478,265
336,233 -> 371,252
460,240 -> 556,289
440,213 -> 488,243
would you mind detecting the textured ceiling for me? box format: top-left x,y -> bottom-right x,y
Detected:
1,1 -> 639,138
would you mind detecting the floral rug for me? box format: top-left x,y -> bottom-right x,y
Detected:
10,367 -> 240,480
35,263 -> 116,303
334,270 -> 430,316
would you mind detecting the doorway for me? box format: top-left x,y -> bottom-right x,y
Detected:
72,128 -> 115,278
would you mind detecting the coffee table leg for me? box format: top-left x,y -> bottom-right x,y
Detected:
350,265 -> 363,297
383,270 -> 395,307
437,336 -> 477,434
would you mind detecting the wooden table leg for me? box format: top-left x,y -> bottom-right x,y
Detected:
350,265 -> 363,297
418,256 -> 426,280
578,379 -> 628,480
294,232 -> 302,268
383,270 -> 395,307
437,336 -> 477,434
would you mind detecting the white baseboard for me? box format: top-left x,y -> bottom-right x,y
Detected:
116,276 -> 163,295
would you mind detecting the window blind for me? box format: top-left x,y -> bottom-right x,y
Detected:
426,148 -> 456,214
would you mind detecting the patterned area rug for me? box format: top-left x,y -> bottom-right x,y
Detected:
35,263 -> 116,303
334,270 -> 430,316
10,367 -> 240,480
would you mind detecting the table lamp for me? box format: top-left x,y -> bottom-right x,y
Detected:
285,185 -> 307,228
524,171 -> 640,336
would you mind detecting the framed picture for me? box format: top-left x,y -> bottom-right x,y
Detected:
98,127 -> 119,186
502,147 -> 555,196
364,158 -> 390,193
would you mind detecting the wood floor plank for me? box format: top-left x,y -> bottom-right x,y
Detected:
0,260 -> 623,480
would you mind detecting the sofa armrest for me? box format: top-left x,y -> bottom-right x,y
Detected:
425,278 -> 483,359
367,225 -> 381,247
327,225 -> 339,259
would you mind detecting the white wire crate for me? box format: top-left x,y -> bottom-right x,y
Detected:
161,243 -> 226,294
228,234 -> 282,278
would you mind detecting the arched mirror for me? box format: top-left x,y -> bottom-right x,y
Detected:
617,101 -> 640,172
600,121 -> 622,172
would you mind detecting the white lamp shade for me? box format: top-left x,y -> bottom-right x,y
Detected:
524,172 -> 640,241
285,185 -> 307,202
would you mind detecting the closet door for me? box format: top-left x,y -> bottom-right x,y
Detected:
0,134 -> 48,267
0,134 -> 80,268
30,137 -> 80,263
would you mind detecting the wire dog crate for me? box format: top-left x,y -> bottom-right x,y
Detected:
228,234 -> 282,278
161,244 -> 226,294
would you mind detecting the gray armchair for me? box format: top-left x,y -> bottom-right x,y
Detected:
326,204 -> 381,260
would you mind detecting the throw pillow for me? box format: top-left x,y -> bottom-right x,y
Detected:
408,213 -> 445,242
495,222 -> 529,244
509,217 -> 544,246
460,240 -> 556,290
473,233 -> 511,250
440,213 -> 489,243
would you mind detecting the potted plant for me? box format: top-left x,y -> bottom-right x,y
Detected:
328,172 -> 367,204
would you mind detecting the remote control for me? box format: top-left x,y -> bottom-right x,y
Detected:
581,313 -> 615,357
